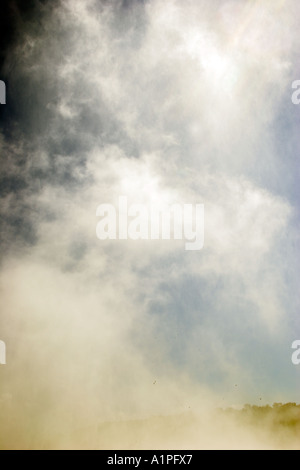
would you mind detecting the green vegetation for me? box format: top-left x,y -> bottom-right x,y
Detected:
221,403 -> 300,449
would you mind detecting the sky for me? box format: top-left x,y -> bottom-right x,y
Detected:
0,0 -> 299,446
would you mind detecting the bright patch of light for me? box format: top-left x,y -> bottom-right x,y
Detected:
183,31 -> 239,95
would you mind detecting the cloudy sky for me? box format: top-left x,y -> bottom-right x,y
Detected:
0,0 -> 299,445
